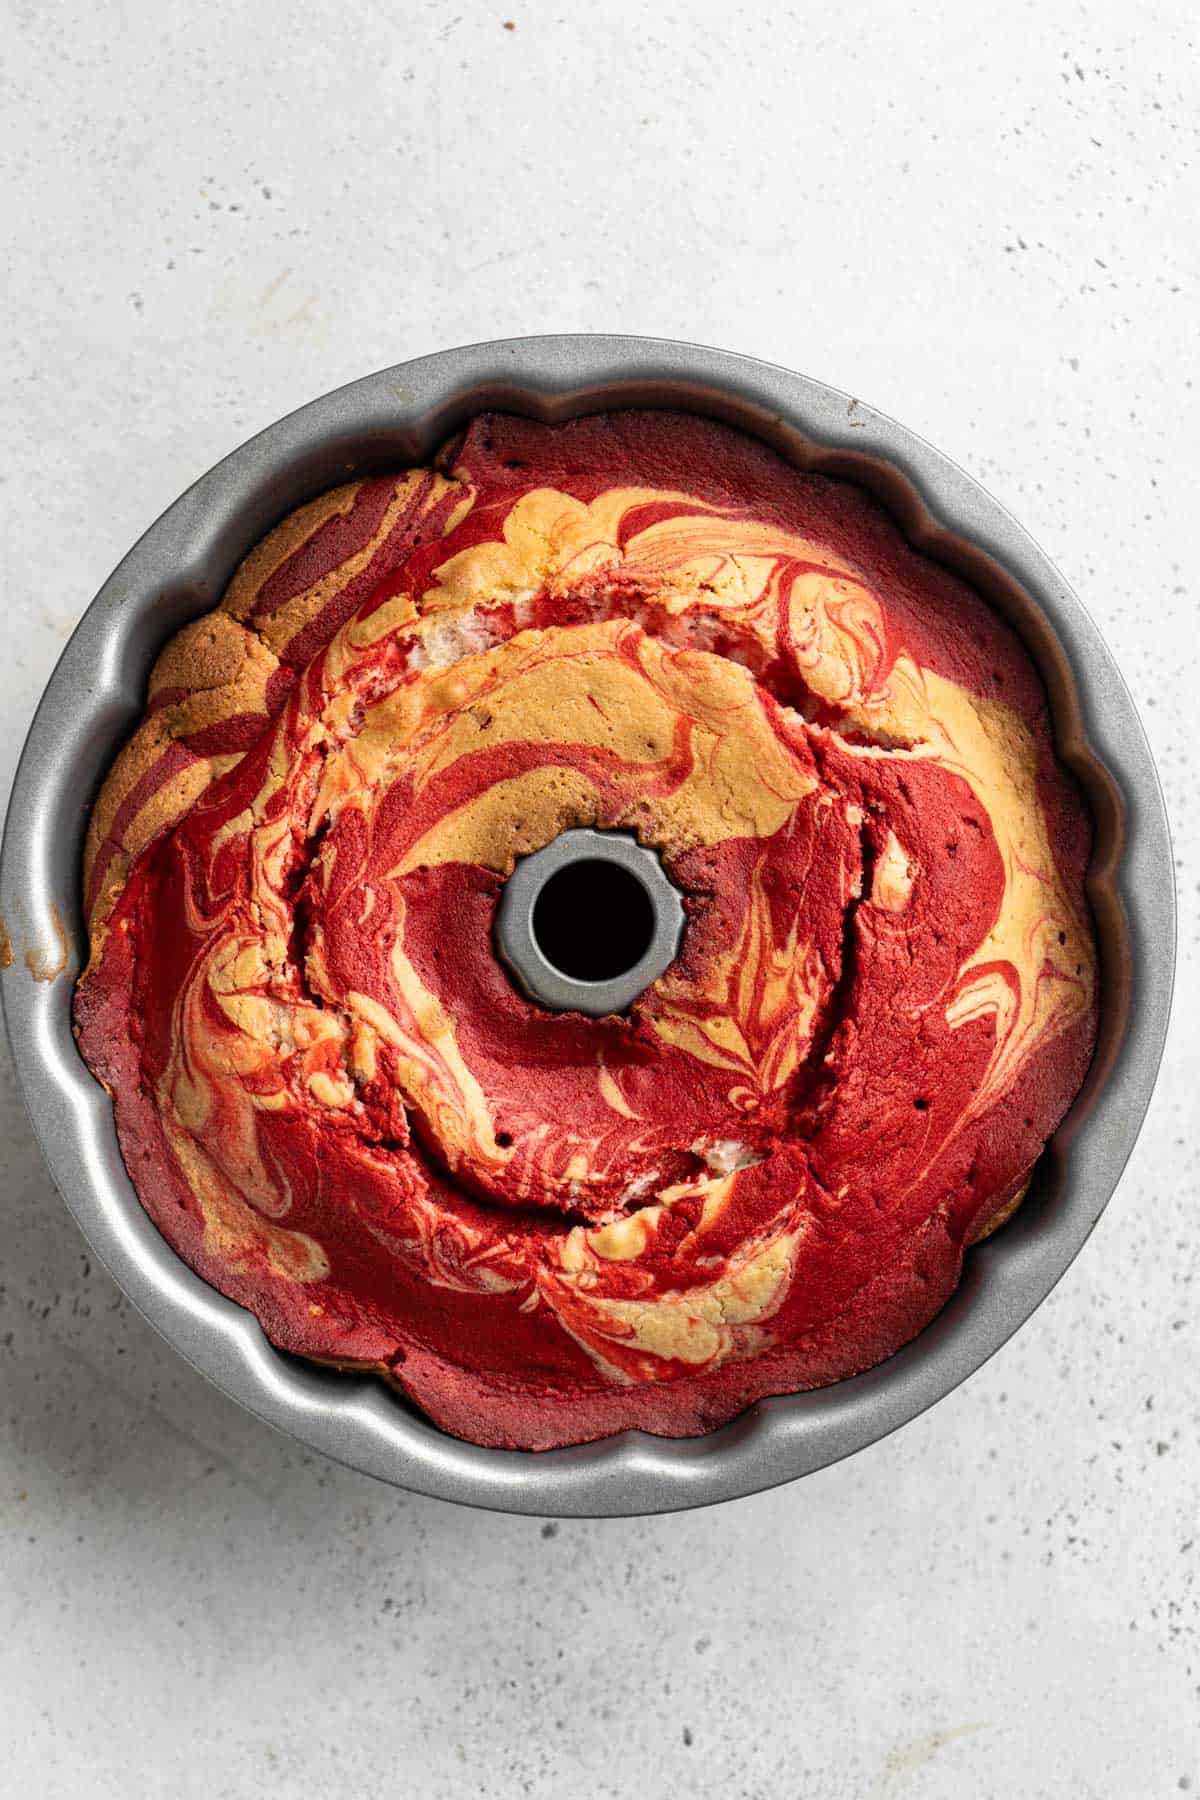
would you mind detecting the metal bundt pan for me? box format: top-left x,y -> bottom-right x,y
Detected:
0,336 -> 1175,1516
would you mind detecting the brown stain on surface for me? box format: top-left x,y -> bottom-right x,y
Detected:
0,911 -> 12,970
24,902 -> 70,982
876,1723 -> 991,1791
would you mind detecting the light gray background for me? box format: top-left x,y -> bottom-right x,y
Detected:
2,2 -> 1196,1795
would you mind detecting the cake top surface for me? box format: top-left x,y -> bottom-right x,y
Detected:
75,410 -> 1098,1449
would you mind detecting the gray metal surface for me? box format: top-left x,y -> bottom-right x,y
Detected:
495,828 -> 685,1016
0,335 -> 1175,1517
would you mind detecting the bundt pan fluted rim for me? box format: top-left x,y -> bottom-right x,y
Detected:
0,335 -> 1175,1516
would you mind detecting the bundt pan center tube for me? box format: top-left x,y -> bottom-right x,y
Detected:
496,828 -> 686,1016
0,337 -> 1174,1515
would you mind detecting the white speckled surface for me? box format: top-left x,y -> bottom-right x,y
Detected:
2,4 -> 1196,1795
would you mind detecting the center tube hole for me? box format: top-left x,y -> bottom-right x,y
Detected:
531,858 -> 657,983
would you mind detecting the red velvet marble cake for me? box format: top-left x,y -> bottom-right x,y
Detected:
75,411 -> 1098,1449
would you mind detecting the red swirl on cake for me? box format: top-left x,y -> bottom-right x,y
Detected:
75,412 -> 1098,1448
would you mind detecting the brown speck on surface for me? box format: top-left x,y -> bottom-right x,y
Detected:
0,911 -> 12,970
881,1724 -> 990,1784
24,901 -> 70,983
502,17 -> 516,28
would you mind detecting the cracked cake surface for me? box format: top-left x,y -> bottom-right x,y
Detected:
74,410 -> 1099,1449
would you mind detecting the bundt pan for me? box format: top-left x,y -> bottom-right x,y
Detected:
0,336 -> 1174,1516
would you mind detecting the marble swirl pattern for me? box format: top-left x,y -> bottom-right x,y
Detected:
75,412 -> 1098,1449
